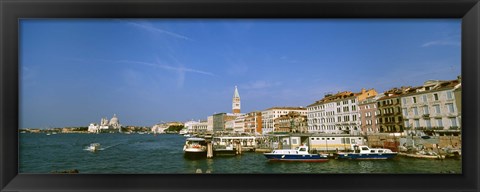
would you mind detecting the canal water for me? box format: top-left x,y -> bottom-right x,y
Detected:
19,133 -> 461,174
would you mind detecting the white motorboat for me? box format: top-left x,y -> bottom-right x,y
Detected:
85,143 -> 101,152
183,138 -> 207,158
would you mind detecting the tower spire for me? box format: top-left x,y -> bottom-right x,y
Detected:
232,86 -> 241,114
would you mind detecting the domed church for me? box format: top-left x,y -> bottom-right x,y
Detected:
109,114 -> 121,129
88,114 -> 122,133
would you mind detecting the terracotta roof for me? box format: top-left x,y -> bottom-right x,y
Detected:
265,106 -> 306,110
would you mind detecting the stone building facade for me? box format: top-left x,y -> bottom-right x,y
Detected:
274,111 -> 308,133
307,88 -> 377,135
376,87 -> 410,133
261,107 -> 307,134
400,79 -> 461,136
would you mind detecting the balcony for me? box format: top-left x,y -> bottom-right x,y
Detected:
432,126 -> 444,130
449,126 -> 460,130
422,114 -> 430,118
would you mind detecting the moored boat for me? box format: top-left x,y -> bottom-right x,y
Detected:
183,137 -> 207,159
336,145 -> 397,160
398,152 -> 445,159
263,145 -> 328,162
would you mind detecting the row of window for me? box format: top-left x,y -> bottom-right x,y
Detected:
308,125 -> 336,130
403,103 -> 455,116
405,117 -> 458,128
308,103 -> 335,111
309,111 -> 335,118
403,91 -> 454,104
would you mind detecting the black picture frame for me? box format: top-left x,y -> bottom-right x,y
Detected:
1,0 -> 479,192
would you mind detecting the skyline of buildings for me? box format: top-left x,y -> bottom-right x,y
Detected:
180,75 -> 462,136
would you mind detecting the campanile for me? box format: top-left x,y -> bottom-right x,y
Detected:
232,86 -> 241,114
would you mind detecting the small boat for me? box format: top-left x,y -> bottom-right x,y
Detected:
336,145 -> 397,160
263,145 -> 329,162
184,134 -> 192,138
398,152 -> 445,159
85,143 -> 101,152
183,138 -> 207,159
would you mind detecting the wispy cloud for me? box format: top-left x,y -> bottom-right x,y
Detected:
125,21 -> 192,41
117,60 -> 214,76
421,40 -> 460,47
242,80 -> 282,90
116,59 -> 213,88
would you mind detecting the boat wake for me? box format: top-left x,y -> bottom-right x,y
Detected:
102,143 -> 122,150
84,143 -> 122,152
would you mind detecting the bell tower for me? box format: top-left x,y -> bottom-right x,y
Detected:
232,86 -> 241,114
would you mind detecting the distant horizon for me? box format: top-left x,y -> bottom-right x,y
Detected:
20,19 -> 461,128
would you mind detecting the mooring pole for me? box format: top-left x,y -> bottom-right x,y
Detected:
207,142 -> 213,158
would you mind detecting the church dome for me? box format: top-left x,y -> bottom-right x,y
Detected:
110,114 -> 119,125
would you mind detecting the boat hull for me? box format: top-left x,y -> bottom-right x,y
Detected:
184,151 -> 207,159
264,154 -> 328,162
214,149 -> 237,156
336,153 -> 397,160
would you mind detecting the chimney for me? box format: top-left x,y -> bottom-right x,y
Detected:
361,88 -> 366,94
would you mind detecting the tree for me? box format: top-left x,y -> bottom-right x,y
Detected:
166,125 -> 184,132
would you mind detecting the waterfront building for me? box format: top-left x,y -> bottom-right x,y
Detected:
244,111 -> 262,134
334,89 -> 376,135
307,89 -> 377,135
184,120 -> 199,133
151,123 -> 169,134
233,114 -> 246,133
358,93 -> 384,135
207,116 -> 214,132
232,86 -> 241,114
225,119 -> 235,133
275,111 -> 308,133
191,120 -> 208,133
88,114 -> 122,133
400,78 -> 461,136
376,87 -> 410,133
306,93 -> 337,134
109,114 -> 121,129
454,76 -> 462,129
261,107 -> 307,134
212,113 -> 239,133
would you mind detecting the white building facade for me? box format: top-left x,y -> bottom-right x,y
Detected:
261,107 -> 307,134
307,89 -> 377,135
400,79 -> 461,135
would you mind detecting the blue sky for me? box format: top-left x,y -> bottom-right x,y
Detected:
20,19 -> 461,128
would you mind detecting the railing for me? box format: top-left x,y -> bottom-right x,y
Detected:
432,127 -> 444,130
449,126 -> 460,130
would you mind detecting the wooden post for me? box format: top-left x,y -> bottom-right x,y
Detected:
234,140 -> 242,155
207,142 -> 213,158
238,141 -> 242,155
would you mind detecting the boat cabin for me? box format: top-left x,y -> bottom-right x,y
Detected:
351,145 -> 393,154
185,138 -> 207,146
271,145 -> 310,155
